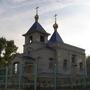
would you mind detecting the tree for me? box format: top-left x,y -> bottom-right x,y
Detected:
0,37 -> 18,67
0,37 -> 6,59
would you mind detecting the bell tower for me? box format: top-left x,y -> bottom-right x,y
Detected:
23,7 -> 50,55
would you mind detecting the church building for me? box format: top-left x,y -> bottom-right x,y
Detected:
6,8 -> 87,90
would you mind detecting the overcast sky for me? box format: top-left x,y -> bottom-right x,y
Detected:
0,0 -> 90,56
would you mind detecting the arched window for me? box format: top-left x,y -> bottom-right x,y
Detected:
49,58 -> 54,70
29,36 -> 32,43
13,62 -> 19,74
40,35 -> 45,42
79,62 -> 83,71
72,55 -> 76,64
63,59 -> 67,71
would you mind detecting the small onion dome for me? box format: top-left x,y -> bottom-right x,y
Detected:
53,22 -> 58,32
35,14 -> 39,22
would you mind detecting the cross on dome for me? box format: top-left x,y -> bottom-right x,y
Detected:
36,7 -> 39,15
35,7 -> 39,22
54,14 -> 57,23
53,14 -> 58,31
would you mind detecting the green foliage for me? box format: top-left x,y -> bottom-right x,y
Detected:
0,37 -> 6,57
0,37 -> 18,67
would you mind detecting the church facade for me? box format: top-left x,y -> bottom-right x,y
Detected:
4,10 -> 87,90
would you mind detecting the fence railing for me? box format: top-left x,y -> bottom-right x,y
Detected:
0,74 -> 90,90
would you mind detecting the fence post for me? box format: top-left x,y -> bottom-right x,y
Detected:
5,65 -> 8,90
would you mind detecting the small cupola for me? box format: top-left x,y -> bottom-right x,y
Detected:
48,14 -> 64,45
53,14 -> 58,32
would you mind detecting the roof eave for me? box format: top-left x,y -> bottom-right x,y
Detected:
22,30 -> 50,36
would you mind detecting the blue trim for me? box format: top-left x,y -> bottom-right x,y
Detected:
24,22 -> 49,35
48,31 -> 64,44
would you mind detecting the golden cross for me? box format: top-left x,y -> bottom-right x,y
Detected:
36,7 -> 39,15
54,14 -> 57,23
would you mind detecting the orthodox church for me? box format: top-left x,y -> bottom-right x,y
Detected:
6,9 -> 87,90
